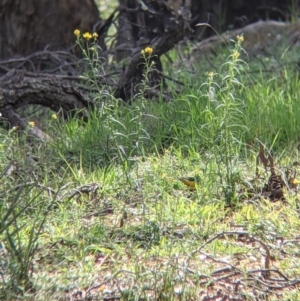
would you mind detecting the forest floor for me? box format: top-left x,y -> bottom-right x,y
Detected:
1,16 -> 300,301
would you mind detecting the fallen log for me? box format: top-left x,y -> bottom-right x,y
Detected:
0,70 -> 89,141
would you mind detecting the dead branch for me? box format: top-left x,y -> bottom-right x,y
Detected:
1,105 -> 53,142
114,0 -> 191,100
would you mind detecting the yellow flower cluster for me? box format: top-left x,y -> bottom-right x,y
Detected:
141,46 -> 153,56
237,35 -> 244,43
28,121 -> 35,127
73,29 -> 98,40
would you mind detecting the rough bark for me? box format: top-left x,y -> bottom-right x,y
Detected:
0,70 -> 90,140
0,70 -> 88,112
0,0 -> 101,60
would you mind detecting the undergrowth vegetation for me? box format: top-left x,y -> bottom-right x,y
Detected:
1,30 -> 300,300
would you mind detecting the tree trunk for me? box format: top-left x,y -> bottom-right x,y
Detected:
0,0 -> 101,60
0,0 -> 104,140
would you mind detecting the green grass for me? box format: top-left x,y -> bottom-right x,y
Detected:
1,35 -> 300,300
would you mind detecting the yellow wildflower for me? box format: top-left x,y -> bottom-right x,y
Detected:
92,32 -> 98,38
51,113 -> 57,120
83,32 -> 92,40
141,46 -> 153,56
74,29 -> 80,36
28,121 -> 35,127
232,50 -> 240,60
207,71 -> 214,78
237,35 -> 244,43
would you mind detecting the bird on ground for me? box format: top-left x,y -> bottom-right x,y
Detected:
178,175 -> 201,189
